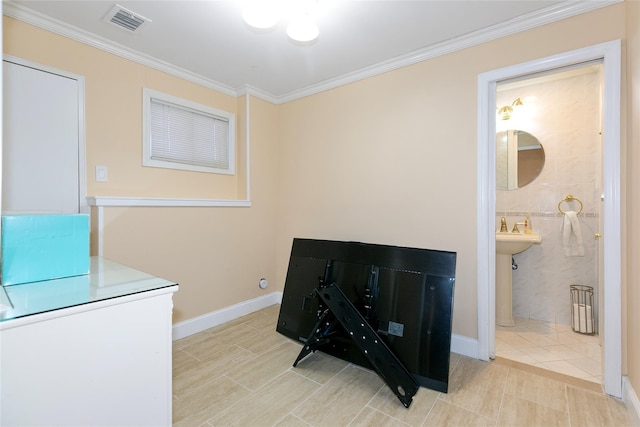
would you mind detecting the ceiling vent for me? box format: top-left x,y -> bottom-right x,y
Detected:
104,4 -> 151,32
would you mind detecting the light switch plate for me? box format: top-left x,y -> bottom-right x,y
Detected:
96,166 -> 108,182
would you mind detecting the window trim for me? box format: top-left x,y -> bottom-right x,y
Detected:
142,88 -> 236,175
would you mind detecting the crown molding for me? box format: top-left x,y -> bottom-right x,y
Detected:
2,1 -> 238,97
274,0 -> 621,103
3,0 -> 621,105
237,84 -> 279,105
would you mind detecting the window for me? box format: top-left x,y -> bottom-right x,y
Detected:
143,89 -> 235,175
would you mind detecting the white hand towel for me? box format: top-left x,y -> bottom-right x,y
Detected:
563,211 -> 585,257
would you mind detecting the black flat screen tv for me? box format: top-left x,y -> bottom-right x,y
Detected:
276,238 -> 457,393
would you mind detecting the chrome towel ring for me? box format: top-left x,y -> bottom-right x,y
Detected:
558,194 -> 583,215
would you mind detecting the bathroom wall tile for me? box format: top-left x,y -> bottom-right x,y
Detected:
556,154 -> 584,184
512,299 -> 530,319
521,320 -> 555,334
292,365 -> 384,427
530,296 -> 555,324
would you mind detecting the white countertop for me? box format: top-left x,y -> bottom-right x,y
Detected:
0,257 -> 177,322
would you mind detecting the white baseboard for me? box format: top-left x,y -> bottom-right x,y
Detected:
451,334 -> 479,359
173,294 -> 480,361
172,292 -> 283,340
623,376 -> 640,426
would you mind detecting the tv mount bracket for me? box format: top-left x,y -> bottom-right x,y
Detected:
292,282 -> 419,408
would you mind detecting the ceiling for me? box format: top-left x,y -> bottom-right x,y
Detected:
3,1 -> 613,102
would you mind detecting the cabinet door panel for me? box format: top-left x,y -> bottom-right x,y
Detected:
2,60 -> 80,214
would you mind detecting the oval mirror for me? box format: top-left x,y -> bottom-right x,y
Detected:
496,130 -> 545,190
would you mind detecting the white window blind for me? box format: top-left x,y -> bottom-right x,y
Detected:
143,89 -> 235,175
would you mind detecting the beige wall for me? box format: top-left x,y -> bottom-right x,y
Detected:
276,5 -> 627,341
3,17 -> 241,200
3,2 -> 638,393
3,17 -> 280,323
97,95 -> 279,323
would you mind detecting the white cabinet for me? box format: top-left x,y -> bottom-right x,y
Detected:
0,258 -> 178,426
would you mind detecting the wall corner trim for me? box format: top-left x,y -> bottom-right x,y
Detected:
623,376 -> 640,426
87,196 -> 251,208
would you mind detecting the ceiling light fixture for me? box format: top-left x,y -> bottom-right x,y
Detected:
286,14 -> 319,43
242,0 -> 320,43
242,1 -> 279,29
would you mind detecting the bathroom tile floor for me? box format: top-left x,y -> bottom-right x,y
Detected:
172,305 -> 633,426
496,316 -> 602,384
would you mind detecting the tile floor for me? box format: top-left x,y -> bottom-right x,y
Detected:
172,305 -> 632,426
496,316 -> 601,384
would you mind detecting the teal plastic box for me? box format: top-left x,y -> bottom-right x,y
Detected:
1,214 -> 90,286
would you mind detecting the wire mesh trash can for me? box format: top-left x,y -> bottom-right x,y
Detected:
570,285 -> 595,335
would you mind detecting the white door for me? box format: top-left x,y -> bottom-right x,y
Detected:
2,59 -> 82,214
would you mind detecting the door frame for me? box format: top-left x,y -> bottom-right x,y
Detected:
476,40 -> 622,397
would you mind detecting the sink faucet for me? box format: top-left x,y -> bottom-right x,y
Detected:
512,222 -> 525,233
500,217 -> 508,232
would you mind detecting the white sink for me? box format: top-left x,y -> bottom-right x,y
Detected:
495,231 -> 541,327
496,231 -> 542,255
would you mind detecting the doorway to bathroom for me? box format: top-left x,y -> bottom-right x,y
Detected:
476,40 -> 622,398
494,63 -> 603,384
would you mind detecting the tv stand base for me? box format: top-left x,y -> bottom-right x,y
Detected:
293,283 -> 419,408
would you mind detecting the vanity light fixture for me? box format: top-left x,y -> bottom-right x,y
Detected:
242,0 -> 320,43
498,98 -> 523,120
